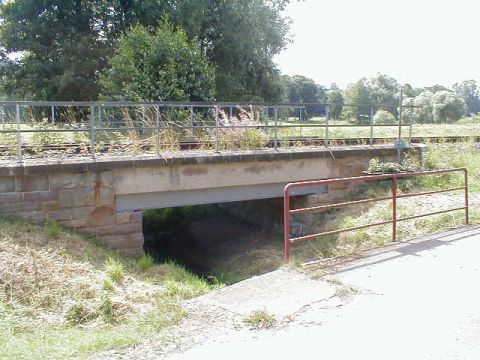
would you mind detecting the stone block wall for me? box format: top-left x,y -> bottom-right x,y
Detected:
0,171 -> 143,255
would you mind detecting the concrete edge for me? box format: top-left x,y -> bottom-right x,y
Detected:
0,144 -> 426,176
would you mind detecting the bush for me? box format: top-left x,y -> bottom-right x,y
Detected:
373,110 -> 397,125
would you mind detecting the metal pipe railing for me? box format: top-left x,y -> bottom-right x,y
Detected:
0,100 -> 419,163
284,168 -> 469,261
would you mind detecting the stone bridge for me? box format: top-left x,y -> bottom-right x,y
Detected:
0,145 -> 425,255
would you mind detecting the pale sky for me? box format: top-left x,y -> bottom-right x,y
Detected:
274,0 -> 480,89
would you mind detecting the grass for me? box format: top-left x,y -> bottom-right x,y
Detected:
45,218 -> 61,239
104,257 -> 126,283
137,254 -> 155,272
0,216 -> 214,359
243,309 -> 277,330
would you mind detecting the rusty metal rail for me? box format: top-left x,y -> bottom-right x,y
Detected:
284,168 -> 469,261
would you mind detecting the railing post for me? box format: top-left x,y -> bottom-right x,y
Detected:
51,105 -> 55,125
156,105 -> 161,156
274,106 -> 279,150
284,187 -> 291,261
1,106 -> 5,130
215,105 -> 220,153
90,105 -> 96,160
15,103 -> 23,163
398,90 -> 403,141
392,175 -> 397,242
325,105 -> 330,146
409,111 -> 413,144
370,107 -> 374,145
464,168 -> 469,225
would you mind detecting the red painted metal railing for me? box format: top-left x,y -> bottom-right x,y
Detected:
284,168 -> 469,261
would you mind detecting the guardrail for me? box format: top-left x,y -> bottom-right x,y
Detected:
0,101 -> 416,163
283,168 -> 469,261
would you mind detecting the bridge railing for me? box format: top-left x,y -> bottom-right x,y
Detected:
0,100 -> 416,162
283,168 -> 469,261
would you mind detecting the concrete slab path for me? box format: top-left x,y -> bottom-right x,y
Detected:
169,225 -> 480,360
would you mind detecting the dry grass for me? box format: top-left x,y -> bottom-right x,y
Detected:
243,309 -> 277,330
0,216 -> 213,359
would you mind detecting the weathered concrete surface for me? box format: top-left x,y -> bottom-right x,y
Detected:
197,268 -> 335,316
166,225 -> 480,360
0,145 -> 424,253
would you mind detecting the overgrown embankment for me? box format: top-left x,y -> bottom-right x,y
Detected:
0,217 -> 214,359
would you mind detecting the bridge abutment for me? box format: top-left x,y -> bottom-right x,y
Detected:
0,171 -> 144,255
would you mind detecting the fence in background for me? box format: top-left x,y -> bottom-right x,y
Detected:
283,168 -> 469,261
0,100 -> 416,162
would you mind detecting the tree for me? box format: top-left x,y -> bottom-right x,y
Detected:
342,78 -> 371,122
453,80 -> 480,116
413,91 -> 435,123
100,24 -> 214,102
327,89 -> 344,119
432,91 -> 466,123
172,0 -> 290,102
283,75 -> 321,103
401,83 -> 420,98
412,90 -> 466,123
0,0 -> 292,101
0,0 -> 118,100
368,73 -> 399,115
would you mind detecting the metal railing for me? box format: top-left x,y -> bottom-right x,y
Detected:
0,100 -> 417,163
283,168 -> 469,261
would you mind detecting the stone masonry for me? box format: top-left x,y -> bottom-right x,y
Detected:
0,171 -> 143,255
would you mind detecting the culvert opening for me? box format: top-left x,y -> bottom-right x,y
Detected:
142,198 -> 285,284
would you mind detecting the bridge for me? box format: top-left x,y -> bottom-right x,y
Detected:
0,100 -> 427,254
0,144 -> 424,255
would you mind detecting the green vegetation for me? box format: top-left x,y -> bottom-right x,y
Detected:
0,216 -> 214,359
0,0 -> 290,102
44,218 -> 61,239
100,23 -> 214,102
137,254 -> 155,272
104,257 -> 126,283
244,309 -> 277,330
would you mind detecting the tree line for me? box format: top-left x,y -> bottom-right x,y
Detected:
280,74 -> 478,124
0,0 -> 290,102
0,1 -> 477,124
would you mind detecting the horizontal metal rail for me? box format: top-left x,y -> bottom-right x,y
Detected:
0,100 -> 418,108
284,168 -> 469,261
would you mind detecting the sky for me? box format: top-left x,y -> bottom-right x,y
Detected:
274,0 -> 480,89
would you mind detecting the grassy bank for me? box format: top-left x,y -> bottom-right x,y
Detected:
0,217 -> 214,359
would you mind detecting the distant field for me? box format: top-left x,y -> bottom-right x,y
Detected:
276,117 -> 480,140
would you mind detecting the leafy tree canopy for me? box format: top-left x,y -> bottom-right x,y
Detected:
327,89 -> 344,119
453,80 -> 480,116
0,0 -> 291,101
100,23 -> 214,102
